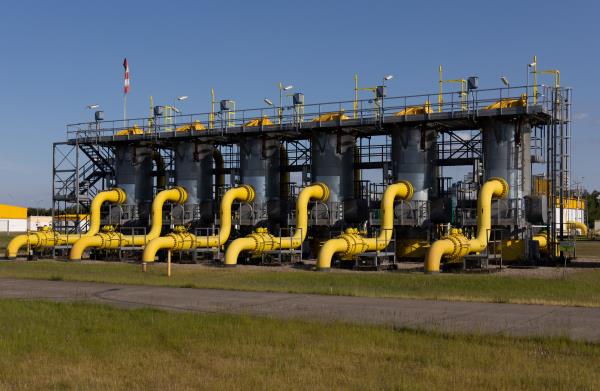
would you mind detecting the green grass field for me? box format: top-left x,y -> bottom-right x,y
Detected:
1,260 -> 600,307
573,240 -> 600,260
0,299 -> 598,390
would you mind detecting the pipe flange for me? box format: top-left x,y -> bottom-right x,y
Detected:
110,188 -> 127,204
172,186 -> 188,204
239,185 -> 256,203
396,180 -> 414,201
488,177 -> 509,199
311,182 -> 330,202
443,233 -> 470,261
339,234 -> 352,255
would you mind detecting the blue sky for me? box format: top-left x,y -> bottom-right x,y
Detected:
0,0 -> 597,206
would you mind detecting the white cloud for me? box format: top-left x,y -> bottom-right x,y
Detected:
573,112 -> 589,120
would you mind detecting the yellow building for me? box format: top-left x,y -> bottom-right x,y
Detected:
0,204 -> 28,232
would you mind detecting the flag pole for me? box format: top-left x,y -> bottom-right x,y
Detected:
123,57 -> 130,126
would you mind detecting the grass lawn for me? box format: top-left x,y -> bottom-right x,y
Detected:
574,240 -> 600,260
1,260 -> 600,307
0,299 -> 598,390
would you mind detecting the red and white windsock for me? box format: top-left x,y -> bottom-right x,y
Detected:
123,58 -> 130,94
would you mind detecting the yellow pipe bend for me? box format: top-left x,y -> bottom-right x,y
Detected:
424,177 -> 509,273
317,180 -> 414,270
70,186 -> 188,261
425,239 -> 456,273
5,188 -> 126,260
6,234 -> 41,260
87,188 -> 127,237
468,177 -> 509,252
533,232 -> 547,250
223,237 -> 261,267
223,182 -> 330,266
141,185 -> 255,263
317,238 -> 350,270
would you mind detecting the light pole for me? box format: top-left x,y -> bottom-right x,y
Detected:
278,82 -> 293,125
529,56 -> 538,104
527,58 -> 537,104
382,74 -> 393,87
86,104 -> 103,131
381,75 -> 393,116
174,95 -> 188,113
264,98 -> 276,119
355,74 -> 394,118
500,76 -> 510,97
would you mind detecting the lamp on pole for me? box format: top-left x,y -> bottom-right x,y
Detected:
278,82 -> 293,124
174,95 -> 188,114
356,74 -> 394,118
527,56 -> 537,104
500,76 -> 510,97
264,98 -> 277,119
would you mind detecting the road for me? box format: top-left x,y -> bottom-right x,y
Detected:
1,278 -> 599,341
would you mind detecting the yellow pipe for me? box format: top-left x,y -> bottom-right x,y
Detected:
317,181 -> 414,270
567,221 -> 587,236
141,185 -> 255,263
533,232 -> 547,250
425,177 -> 509,273
541,69 -> 560,88
224,183 -> 330,266
70,187 -> 187,261
5,188 -> 126,259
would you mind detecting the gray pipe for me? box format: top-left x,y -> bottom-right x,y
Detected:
174,142 -> 214,222
114,145 -> 153,222
311,132 -> 355,203
239,138 -> 280,204
482,119 -> 530,200
391,126 -> 436,202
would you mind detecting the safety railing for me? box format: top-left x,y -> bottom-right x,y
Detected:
67,85 -> 555,141
455,198 -> 525,227
308,201 -> 344,226
168,203 -> 202,225
369,200 -> 430,226
237,201 -> 268,226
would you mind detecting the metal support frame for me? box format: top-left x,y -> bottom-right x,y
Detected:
52,85 -> 568,265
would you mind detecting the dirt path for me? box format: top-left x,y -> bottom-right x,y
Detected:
1,278 -> 600,342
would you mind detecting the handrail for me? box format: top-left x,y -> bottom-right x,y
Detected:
67,85 -> 559,140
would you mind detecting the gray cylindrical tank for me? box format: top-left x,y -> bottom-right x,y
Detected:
239,138 -> 280,205
174,142 -> 214,203
311,132 -> 355,203
174,142 -> 214,221
391,126 -> 436,202
482,119 -> 531,200
521,123 -> 532,199
114,145 -> 154,221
